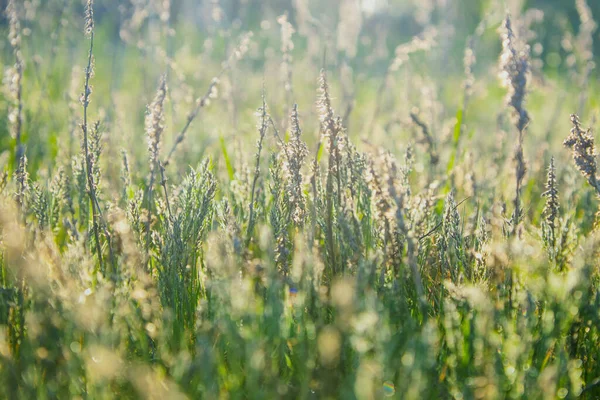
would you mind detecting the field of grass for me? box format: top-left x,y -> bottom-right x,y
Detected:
1,0 -> 600,398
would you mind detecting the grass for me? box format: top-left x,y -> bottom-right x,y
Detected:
1,0 -> 600,399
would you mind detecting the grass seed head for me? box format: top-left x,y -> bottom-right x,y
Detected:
84,0 -> 94,36
499,15 -> 530,133
146,75 -> 168,170
564,114 -> 599,193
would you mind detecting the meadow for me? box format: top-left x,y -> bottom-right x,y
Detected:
1,0 -> 600,398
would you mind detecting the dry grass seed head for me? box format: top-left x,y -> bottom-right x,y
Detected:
564,114 -> 599,193
146,75 -> 168,170
84,0 -> 94,36
542,157 -> 559,228
499,15 -> 530,133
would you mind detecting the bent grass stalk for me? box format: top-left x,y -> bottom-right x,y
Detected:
163,32 -> 252,167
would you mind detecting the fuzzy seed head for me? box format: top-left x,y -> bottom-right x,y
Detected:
84,0 -> 94,36
564,114 -> 599,192
284,104 -> 308,225
499,15 -> 530,133
317,70 -> 335,128
443,191 -> 461,242
389,27 -> 437,72
6,0 -> 21,51
542,157 -> 559,229
146,75 -> 167,169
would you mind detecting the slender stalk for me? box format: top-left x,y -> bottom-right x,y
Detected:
325,160 -> 337,271
89,189 -> 116,274
309,140 -> 322,249
144,169 -> 156,262
159,161 -> 173,222
410,110 -> 439,168
317,70 -> 341,272
163,32 -> 252,167
6,0 -> 24,180
245,91 -> 268,247
163,76 -> 220,166
452,34 -> 477,171
14,63 -> 23,173
144,76 -> 167,266
387,159 -> 426,318
512,127 -> 526,237
499,16 -> 529,238
81,32 -> 103,268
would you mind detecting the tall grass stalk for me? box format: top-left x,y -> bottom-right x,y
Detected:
81,0 -> 103,268
318,69 -> 342,272
499,15 -> 530,238
144,75 -> 167,263
6,0 -> 24,173
246,89 -> 269,247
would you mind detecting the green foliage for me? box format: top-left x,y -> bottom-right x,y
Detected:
1,1 -> 600,399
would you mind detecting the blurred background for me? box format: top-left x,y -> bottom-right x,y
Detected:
1,0 -> 599,188
1,0 -> 598,73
